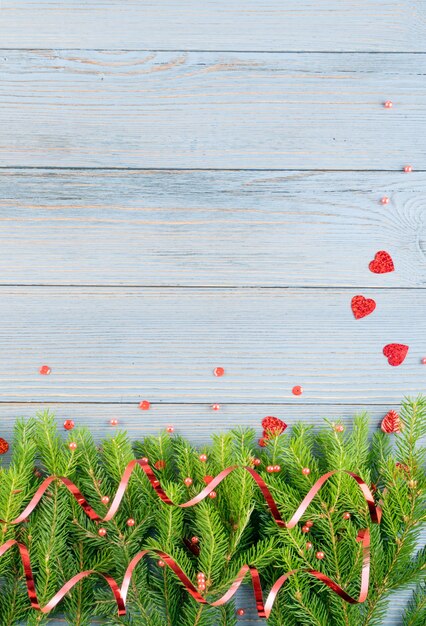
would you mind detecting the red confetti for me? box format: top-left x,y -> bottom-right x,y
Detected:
369,251 -> 394,274
351,295 -> 376,320
261,416 -> 287,439
39,365 -> 51,376
0,438 -> 9,455
139,400 -> 150,410
383,343 -> 409,367
381,410 -> 402,434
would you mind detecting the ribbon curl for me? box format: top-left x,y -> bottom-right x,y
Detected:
0,461 -> 381,616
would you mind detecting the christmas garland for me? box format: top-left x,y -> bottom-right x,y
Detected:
0,398 -> 425,625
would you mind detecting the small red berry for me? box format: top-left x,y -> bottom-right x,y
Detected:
203,475 -> 214,484
253,458 -> 261,466
273,465 -> 281,472
199,454 -> 208,462
306,541 -> 313,549
101,496 -> 110,505
292,385 -> 303,396
334,424 -> 344,433
211,403 -> 220,411
302,525 -> 310,533
380,196 -> 390,205
184,477 -> 193,487
404,165 -> 413,173
158,560 -> 166,567
68,442 -> 77,451
39,365 -> 51,375
208,490 -> 217,499
110,418 -> 119,426
422,358 -> 426,365
384,101 -> 393,108
98,528 -> 107,537
197,572 -> 205,580
305,520 -> 313,528
343,512 -> 351,520
166,425 -> 174,433
191,536 -> 199,544
127,518 -> 135,527
198,582 -> 206,591
141,457 -> 149,463
266,465 -> 274,473
316,551 -> 325,560
214,367 -> 225,377
63,420 -> 75,431
236,608 -> 245,617
139,400 -> 150,410
302,467 -> 310,475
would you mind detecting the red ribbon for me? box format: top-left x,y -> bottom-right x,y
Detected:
0,461 -> 381,617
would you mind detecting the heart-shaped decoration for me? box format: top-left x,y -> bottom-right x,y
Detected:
383,343 -> 409,366
369,250 -> 394,274
381,410 -> 402,434
351,295 -> 376,319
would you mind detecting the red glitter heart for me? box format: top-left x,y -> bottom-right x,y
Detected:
351,295 -> 376,319
383,343 -> 409,366
261,416 -> 288,438
381,410 -> 402,434
369,251 -> 394,274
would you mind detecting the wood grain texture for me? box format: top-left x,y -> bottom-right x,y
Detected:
1,51 -> 426,169
0,286 -> 424,404
1,1 -> 425,52
2,169 -> 426,287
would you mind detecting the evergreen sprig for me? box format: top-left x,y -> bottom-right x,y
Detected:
0,398 -> 424,625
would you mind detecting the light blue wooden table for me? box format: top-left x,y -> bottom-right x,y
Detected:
1,2 -> 425,623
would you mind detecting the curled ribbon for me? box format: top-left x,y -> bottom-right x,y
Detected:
0,462 -> 381,616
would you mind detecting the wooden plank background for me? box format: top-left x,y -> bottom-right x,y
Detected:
0,2 -> 425,624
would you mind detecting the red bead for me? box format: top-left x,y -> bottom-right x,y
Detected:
334,424 -> 344,433
191,536 -> 199,544
302,525 -> 310,533
68,442 -> 77,451
273,465 -> 281,472
184,477 -> 193,487
236,608 -> 245,617
203,475 -> 214,484
384,101 -> 393,108
197,572 -> 205,580
198,582 -> 206,591
214,367 -> 225,377
266,465 -> 274,473
404,165 -> 413,173
109,419 -> 119,426
302,467 -> 310,475
139,400 -> 150,410
380,196 -> 390,205
127,518 -> 135,527
39,365 -> 51,375
316,551 -> 325,560
422,358 -> 426,365
98,528 -> 107,537
305,520 -> 313,528
63,420 -> 75,431
211,403 -> 221,411
158,560 -> 166,567
101,496 -> 110,505
343,512 -> 351,520
258,438 -> 267,447
292,385 -> 303,396
199,454 -> 208,462
0,438 -> 9,455
166,425 -> 174,433
253,458 -> 261,466
208,490 -> 217,499
306,541 -> 313,550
